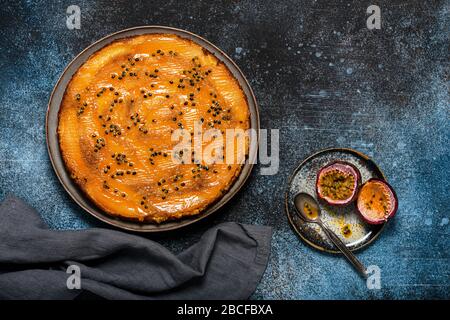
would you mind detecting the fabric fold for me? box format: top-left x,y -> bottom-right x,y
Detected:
0,195 -> 272,300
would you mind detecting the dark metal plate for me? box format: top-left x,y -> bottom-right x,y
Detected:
285,148 -> 386,253
46,26 -> 259,232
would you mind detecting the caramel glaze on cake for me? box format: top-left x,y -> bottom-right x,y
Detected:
58,34 -> 250,223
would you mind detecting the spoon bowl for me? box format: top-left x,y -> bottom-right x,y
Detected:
294,192 -> 321,222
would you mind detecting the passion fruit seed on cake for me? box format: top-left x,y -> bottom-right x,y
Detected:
58,34 -> 250,223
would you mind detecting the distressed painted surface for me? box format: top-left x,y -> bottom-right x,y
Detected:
0,0 -> 448,299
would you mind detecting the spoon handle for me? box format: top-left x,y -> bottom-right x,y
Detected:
320,224 -> 367,278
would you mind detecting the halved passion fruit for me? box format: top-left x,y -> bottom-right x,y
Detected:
356,179 -> 398,224
316,161 -> 361,206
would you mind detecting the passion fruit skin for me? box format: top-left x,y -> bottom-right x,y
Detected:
356,178 -> 398,225
315,160 -> 362,207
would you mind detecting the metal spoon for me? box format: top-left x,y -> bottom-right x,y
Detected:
293,192 -> 367,278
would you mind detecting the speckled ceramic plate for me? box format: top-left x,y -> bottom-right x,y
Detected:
46,26 -> 259,232
285,148 -> 386,253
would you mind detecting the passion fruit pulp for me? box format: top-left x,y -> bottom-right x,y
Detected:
316,161 -> 361,206
356,178 -> 398,224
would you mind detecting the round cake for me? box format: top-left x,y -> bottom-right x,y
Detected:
58,34 -> 250,223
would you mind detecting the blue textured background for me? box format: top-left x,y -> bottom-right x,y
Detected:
0,0 -> 448,299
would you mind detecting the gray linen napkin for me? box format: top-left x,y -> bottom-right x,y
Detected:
0,195 -> 272,300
